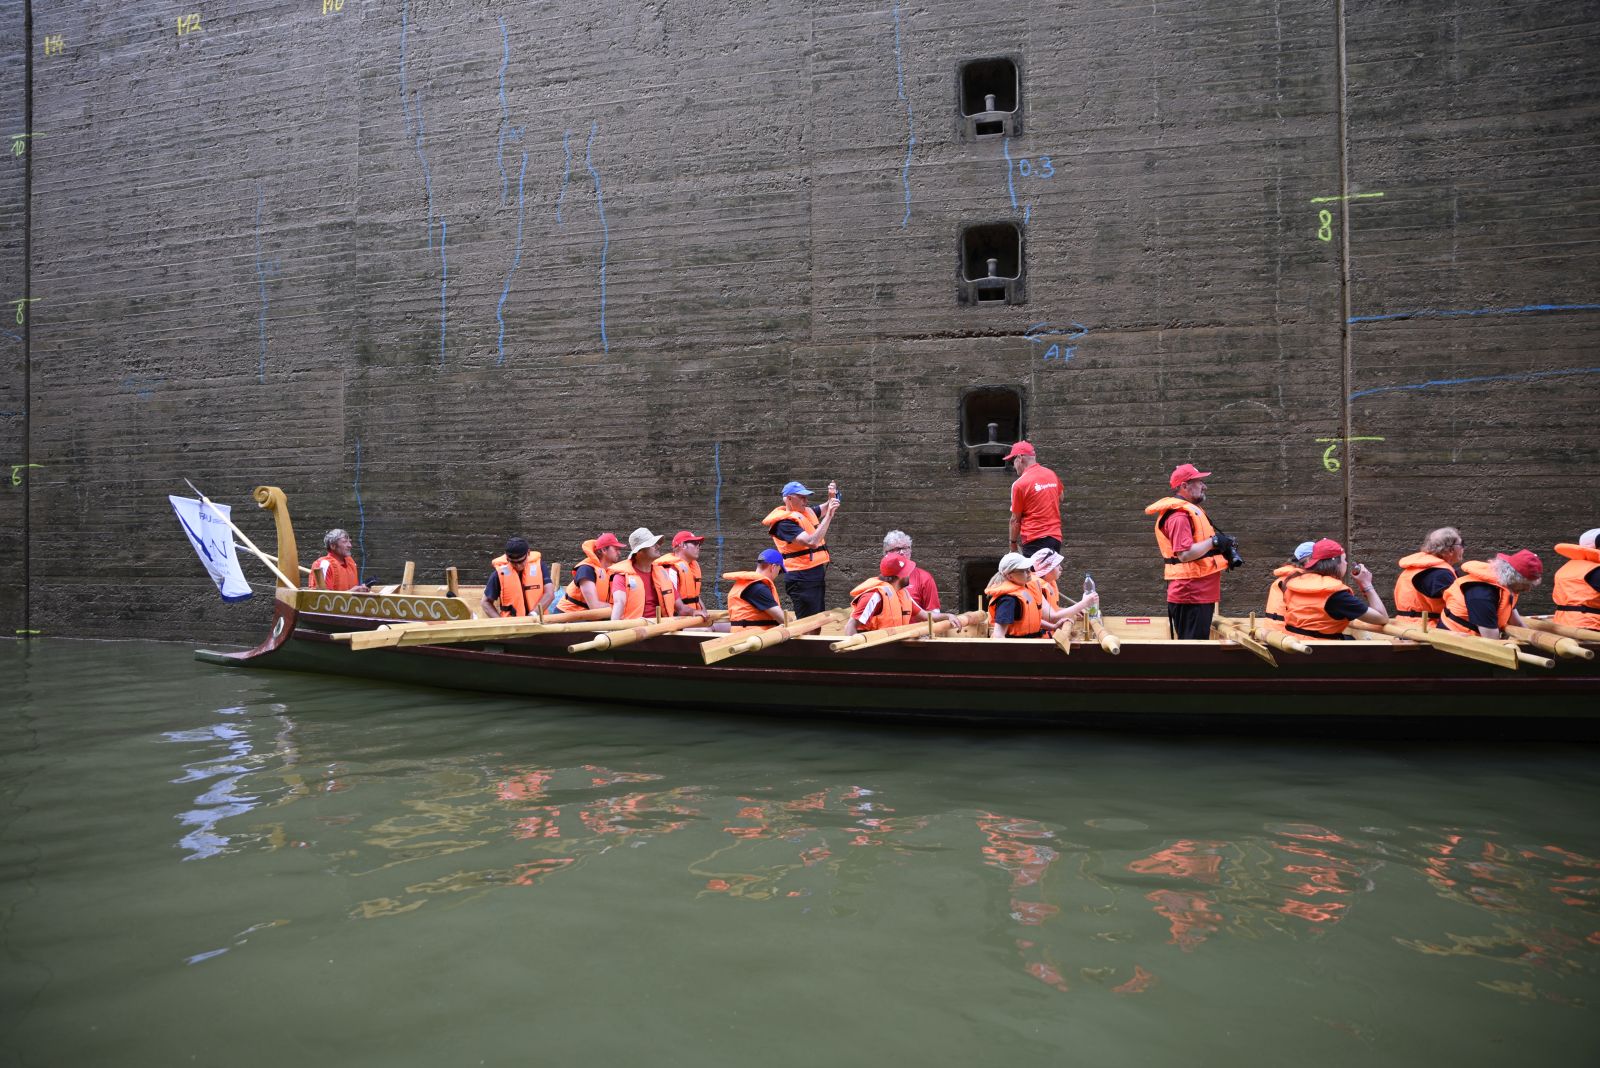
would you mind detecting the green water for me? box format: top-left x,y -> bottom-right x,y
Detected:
2,640 -> 1597,1066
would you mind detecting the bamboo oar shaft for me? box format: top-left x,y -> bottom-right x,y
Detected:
1523,617 -> 1600,643
1506,625 -> 1594,661
1211,618 -> 1279,667
700,609 -> 845,664
1087,616 -> 1121,655
829,611 -> 982,653
235,545 -> 313,577
567,613 -> 720,653
1349,620 -> 1550,670
337,614 -> 692,651
184,479 -> 296,588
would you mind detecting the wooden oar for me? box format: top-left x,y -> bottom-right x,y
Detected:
1211,616 -> 1278,667
1349,620 -> 1551,670
1087,616 -> 1121,655
336,614 -> 673,651
1051,623 -> 1071,656
1522,617 -> 1600,643
829,611 -> 983,653
567,613 -> 723,653
538,607 -> 613,624
1505,625 -> 1594,661
700,609 -> 846,665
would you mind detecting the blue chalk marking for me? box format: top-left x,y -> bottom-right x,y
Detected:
892,1 -> 915,227
556,129 -> 572,224
496,151 -> 528,366
1349,302 -> 1600,324
1350,366 -> 1600,402
399,2 -> 436,250
495,17 -> 525,206
584,122 -> 610,353
253,186 -> 269,383
1026,321 -> 1088,363
1002,136 -> 1017,211
437,218 -> 448,364
1024,204 -> 1031,225
1,329 -> 21,343
354,438 -> 368,582
711,441 -> 725,609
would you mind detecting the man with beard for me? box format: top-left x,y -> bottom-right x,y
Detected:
1144,463 -> 1239,639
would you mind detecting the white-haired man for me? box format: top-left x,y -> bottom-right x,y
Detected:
882,529 -> 940,611
308,528 -> 369,592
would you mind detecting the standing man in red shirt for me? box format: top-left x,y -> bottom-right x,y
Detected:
1004,441 -> 1063,557
1144,463 -> 1240,639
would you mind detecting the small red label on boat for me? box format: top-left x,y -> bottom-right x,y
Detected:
1123,618 -> 1153,624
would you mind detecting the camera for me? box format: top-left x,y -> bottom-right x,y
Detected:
1210,531 -> 1245,571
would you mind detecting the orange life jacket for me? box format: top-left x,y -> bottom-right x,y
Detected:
1036,574 -> 1061,609
985,578 -> 1043,638
725,571 -> 781,630
1145,497 -> 1227,581
490,552 -> 546,616
1264,564 -> 1300,622
762,506 -> 830,571
308,552 -> 360,591
1551,544 -> 1600,630
1393,552 -> 1454,625
658,552 -> 703,608
1282,573 -> 1356,637
556,540 -> 614,612
849,576 -> 910,632
1441,561 -> 1516,634
609,557 -> 677,620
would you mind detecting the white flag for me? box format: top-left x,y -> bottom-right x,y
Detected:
169,495 -> 254,602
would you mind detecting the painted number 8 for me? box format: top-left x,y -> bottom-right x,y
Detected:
1316,209 -> 1333,243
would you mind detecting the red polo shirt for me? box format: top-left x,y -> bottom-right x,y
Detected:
1011,465 -> 1063,542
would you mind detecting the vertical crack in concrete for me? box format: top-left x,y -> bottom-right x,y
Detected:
496,16 -> 515,206
584,121 -> 610,353
353,438 -> 368,582
253,186 -> 269,383
710,441 -> 725,609
556,129 -> 572,223
891,0 -> 914,227
498,153 -> 528,367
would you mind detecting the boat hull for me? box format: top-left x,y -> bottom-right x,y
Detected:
196,598 -> 1600,732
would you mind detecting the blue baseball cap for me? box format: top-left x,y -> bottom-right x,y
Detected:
757,548 -> 787,570
1293,540 -> 1316,563
780,481 -> 813,497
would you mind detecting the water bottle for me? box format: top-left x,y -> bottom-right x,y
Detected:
1083,573 -> 1102,622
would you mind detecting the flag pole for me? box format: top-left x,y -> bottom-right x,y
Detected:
183,478 -> 297,588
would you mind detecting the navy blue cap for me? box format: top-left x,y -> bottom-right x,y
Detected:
781,481 -> 813,497
757,548 -> 787,570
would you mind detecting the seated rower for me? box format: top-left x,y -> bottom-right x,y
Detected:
1441,550 -> 1542,639
1393,527 -> 1465,627
554,532 -> 625,614
725,550 -> 788,631
1029,549 -> 1099,633
1281,539 -> 1388,639
845,554 -> 947,636
610,528 -> 677,621
656,531 -> 706,617
986,553 -> 1097,639
307,528 -> 370,592
481,537 -> 553,618
1263,540 -> 1314,626
1552,528 -> 1600,632
883,529 -> 941,610
1030,548 -> 1063,610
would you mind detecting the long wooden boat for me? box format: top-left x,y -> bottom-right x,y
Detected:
196,488 -> 1600,732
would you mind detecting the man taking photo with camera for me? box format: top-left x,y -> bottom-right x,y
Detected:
1145,463 -> 1241,639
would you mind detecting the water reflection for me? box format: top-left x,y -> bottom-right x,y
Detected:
162,710 -> 1599,1005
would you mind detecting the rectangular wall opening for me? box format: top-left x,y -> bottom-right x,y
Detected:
959,558 -> 1002,614
960,58 -> 1018,117
961,223 -> 1021,281
959,387 -> 1023,472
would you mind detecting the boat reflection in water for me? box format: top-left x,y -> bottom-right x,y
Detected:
169,729 -> 1600,1004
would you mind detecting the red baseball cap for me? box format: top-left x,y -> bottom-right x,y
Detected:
1496,549 -> 1543,581
593,532 -> 624,551
880,554 -> 914,579
1169,463 -> 1213,489
1308,538 -> 1345,564
672,530 -> 705,547
1002,440 -> 1035,461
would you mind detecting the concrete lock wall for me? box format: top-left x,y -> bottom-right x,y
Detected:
1,0 -> 1597,643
